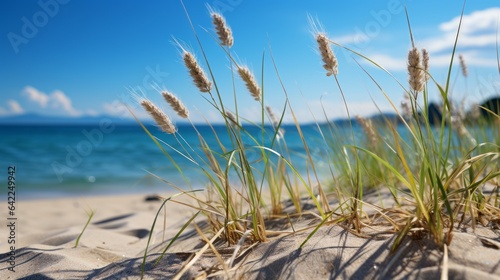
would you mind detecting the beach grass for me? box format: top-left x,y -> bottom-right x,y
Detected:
132,3 -> 500,278
73,208 -> 94,248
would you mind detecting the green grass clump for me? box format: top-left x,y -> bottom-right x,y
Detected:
132,3 -> 500,278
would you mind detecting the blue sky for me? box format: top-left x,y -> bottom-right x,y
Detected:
1,0 -> 499,123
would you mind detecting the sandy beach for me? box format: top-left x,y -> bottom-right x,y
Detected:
1,190 -> 499,279
0,192 -> 198,279
3,1 -> 500,279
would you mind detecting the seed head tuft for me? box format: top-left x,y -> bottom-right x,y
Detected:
162,91 -> 189,119
211,12 -> 233,47
237,66 -> 261,101
422,49 -> 430,81
401,94 -> 412,120
266,106 -> 285,137
459,54 -> 468,78
183,51 -> 212,93
407,47 -> 424,93
140,99 -> 176,134
355,115 -> 377,146
225,111 -> 239,127
451,116 -> 476,146
316,33 -> 338,76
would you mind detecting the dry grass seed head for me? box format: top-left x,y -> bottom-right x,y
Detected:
401,94 -> 412,120
316,33 -> 338,76
355,115 -> 377,146
407,47 -> 424,93
470,103 -> 481,120
140,99 -> 176,134
183,51 -> 212,93
225,111 -> 239,126
211,12 -> 233,47
237,66 -> 261,101
451,116 -> 476,146
266,106 -> 279,127
421,49 -> 430,81
162,91 -> 189,119
266,106 -> 285,137
459,54 -> 468,78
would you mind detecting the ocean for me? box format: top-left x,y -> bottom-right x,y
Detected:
1,121 -> 342,199
4,116 -> 494,200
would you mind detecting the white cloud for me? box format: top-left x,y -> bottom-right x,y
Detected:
333,33 -> 370,45
365,54 -> 407,71
440,7 -> 500,35
424,33 -> 497,54
366,48 -> 498,72
23,86 -> 49,107
103,101 -> 133,118
422,8 -> 500,54
0,100 -> 25,115
86,109 -> 99,116
8,100 -> 24,114
188,107 -> 224,123
50,90 -> 80,116
356,8 -> 500,71
21,86 -> 81,116
427,49 -> 499,68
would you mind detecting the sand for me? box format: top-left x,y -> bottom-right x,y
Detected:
1,190 -> 500,279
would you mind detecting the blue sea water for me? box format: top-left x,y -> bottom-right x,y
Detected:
0,122 -> 338,199
2,119 -> 495,200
